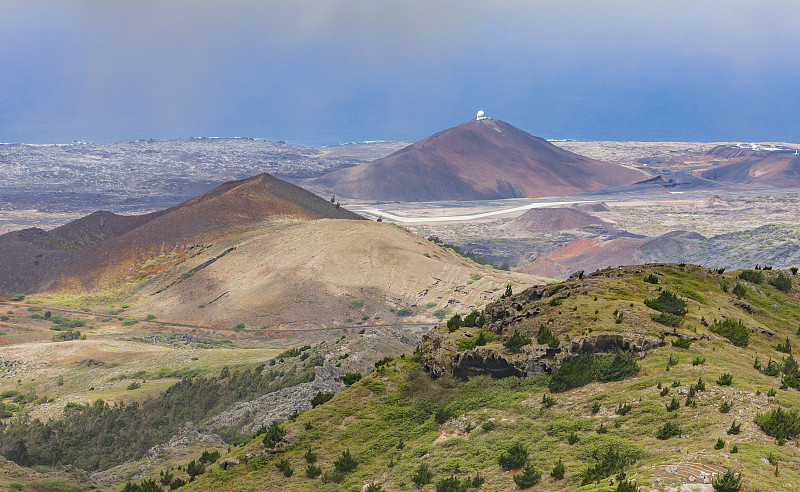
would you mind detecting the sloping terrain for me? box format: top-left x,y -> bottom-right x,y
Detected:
500,207 -> 619,237
700,153 -> 800,187
311,118 -> 647,201
0,173 -> 363,294
127,219 -> 541,329
517,224 -> 800,279
148,264 -> 800,492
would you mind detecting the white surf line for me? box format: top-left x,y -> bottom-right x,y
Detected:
358,200 -> 590,223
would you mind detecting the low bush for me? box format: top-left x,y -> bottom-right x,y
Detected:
504,330 -> 532,352
513,464 -> 541,489
498,442 -> 528,470
717,373 -> 733,386
411,463 -> 433,487
769,273 -> 792,292
333,449 -> 357,473
709,319 -> 749,347
656,422 -> 682,439
739,270 -> 764,284
754,407 -> 800,440
644,290 -> 687,316
549,351 -> 639,392
712,469 -> 742,492
311,391 -> 334,408
581,448 -> 633,485
672,336 -> 692,348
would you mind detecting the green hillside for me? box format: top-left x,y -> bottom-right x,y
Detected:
144,264 -> 800,492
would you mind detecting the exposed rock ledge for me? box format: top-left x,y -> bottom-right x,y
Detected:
421,331 -> 665,380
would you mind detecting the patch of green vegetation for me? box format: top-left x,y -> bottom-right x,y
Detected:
709,318 -> 750,347
549,351 -> 639,393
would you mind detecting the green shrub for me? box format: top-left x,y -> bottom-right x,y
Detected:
732,282 -> 747,299
581,448 -> 633,485
513,464 -> 541,489
470,471 -> 485,487
727,421 -> 741,435
591,401 -> 601,414
504,330 -> 532,352
616,402 -> 632,416
550,353 -> 595,392
262,420 -> 286,448
311,391 -> 334,408
712,469 -> 742,492
321,469 -> 345,483
551,458 -> 565,479
714,437 -> 725,449
739,270 -> 764,284
306,464 -> 322,478
412,463 -> 433,487
186,459 -> 205,481
396,307 -> 413,317
304,446 -> 317,464
717,373 -> 733,386
343,372 -> 362,386
541,393 -> 556,409
435,475 -> 466,492
567,431 -> 579,444
693,356 -> 706,366
333,449 -> 357,473
754,407 -> 800,440
769,273 -> 792,292
651,312 -> 684,327
498,442 -> 528,470
365,484 -> 385,492
763,359 -> 781,377
120,318 -> 140,326
126,382 -> 141,391
10,294 -> 25,301
644,290 -> 687,316
462,310 -> 484,327
666,397 -> 680,412
656,422 -> 682,439
644,273 -> 659,284
199,449 -> 220,463
617,477 -> 638,492
596,350 -> 640,382
709,319 -> 749,347
169,478 -> 186,490
447,314 -> 462,332
672,336 -> 692,349
776,337 -> 792,354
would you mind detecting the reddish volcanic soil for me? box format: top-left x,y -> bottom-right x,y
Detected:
312,118 -> 647,202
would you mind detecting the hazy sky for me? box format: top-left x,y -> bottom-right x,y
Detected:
3,0 -> 800,145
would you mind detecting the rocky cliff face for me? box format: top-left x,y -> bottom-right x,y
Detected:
421,329 -> 665,380
421,277 -> 667,380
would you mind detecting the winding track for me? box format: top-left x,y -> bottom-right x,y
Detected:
0,301 -> 432,335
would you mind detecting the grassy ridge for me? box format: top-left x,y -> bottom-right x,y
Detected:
177,265 -> 800,491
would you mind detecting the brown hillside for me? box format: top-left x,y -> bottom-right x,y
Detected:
129,219 -> 542,329
518,230 -> 707,278
499,207 -> 619,236
0,173 -> 363,294
311,119 -> 648,201
700,153 -> 800,187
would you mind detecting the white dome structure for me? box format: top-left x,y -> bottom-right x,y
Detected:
476,110 -> 486,120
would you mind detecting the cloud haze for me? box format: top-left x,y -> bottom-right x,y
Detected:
2,0 -> 800,144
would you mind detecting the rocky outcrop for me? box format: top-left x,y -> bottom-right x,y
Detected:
483,284 -> 567,334
421,328 -> 665,380
207,363 -> 344,433
567,333 -> 666,354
